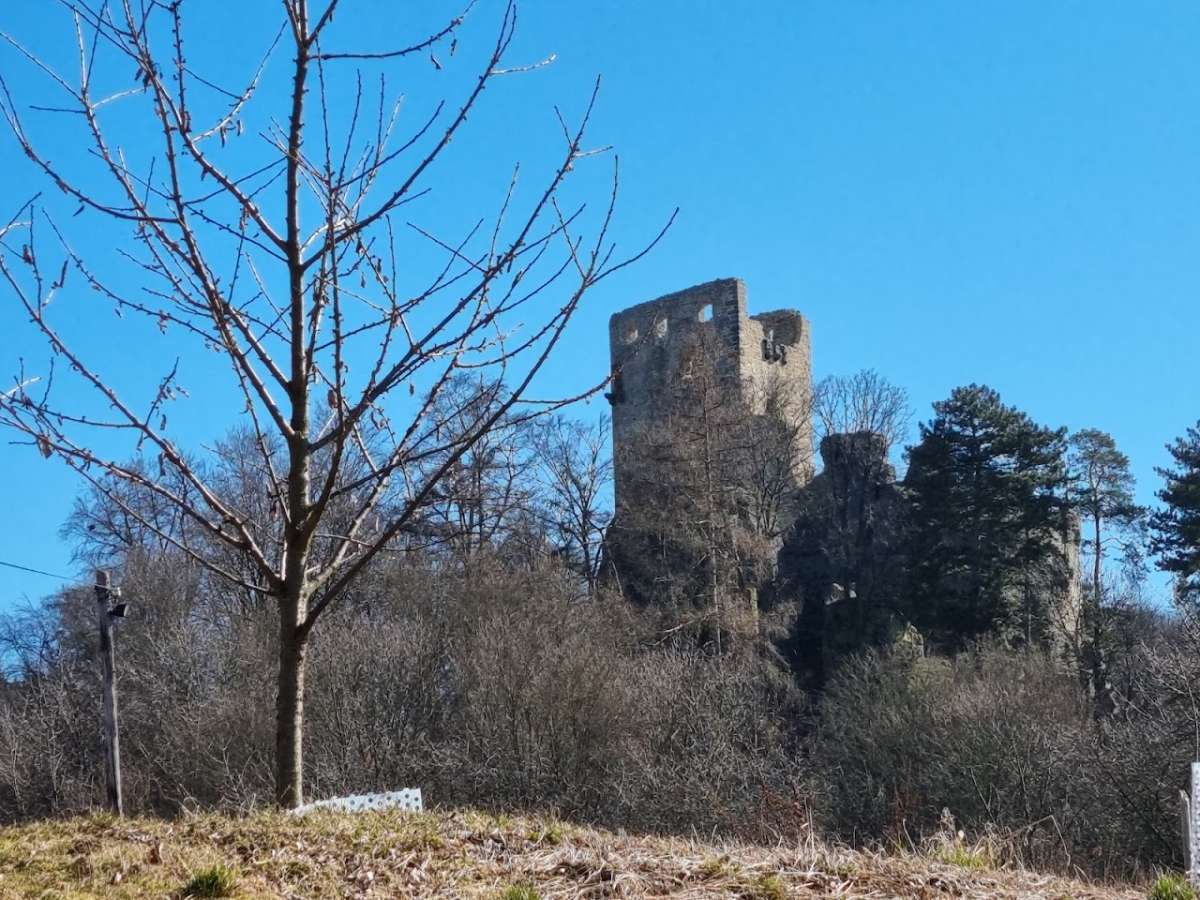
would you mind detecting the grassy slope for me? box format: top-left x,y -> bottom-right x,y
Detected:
0,808 -> 1147,899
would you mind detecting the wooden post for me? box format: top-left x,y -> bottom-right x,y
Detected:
94,570 -> 123,817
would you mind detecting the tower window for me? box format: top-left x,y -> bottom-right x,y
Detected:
762,332 -> 788,364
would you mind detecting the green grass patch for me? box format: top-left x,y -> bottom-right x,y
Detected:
931,842 -> 991,870
747,872 -> 787,900
182,863 -> 238,898
1148,874 -> 1196,900
500,884 -> 540,900
697,854 -> 740,879
526,819 -> 565,846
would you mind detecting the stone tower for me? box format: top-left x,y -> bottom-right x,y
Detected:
606,277 -> 813,522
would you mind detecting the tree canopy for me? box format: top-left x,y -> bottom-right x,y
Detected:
904,384 -> 1069,647
1150,421 -> 1200,605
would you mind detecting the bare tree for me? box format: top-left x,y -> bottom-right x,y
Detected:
0,1 -> 670,807
813,369 -> 911,455
416,375 -> 536,566
737,372 -> 814,540
530,412 -> 612,595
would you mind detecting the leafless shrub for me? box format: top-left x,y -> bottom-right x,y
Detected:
814,639 -> 1190,880
0,552 -> 804,840
4,531 -> 1191,877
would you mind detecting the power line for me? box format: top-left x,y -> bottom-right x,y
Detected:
0,559 -> 74,581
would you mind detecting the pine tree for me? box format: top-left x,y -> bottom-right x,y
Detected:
1150,422 -> 1200,605
1067,429 -> 1144,716
904,384 -> 1069,647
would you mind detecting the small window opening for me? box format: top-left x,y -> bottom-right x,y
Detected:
761,329 -> 789,365
698,304 -> 712,322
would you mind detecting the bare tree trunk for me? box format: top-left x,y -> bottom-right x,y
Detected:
275,593 -> 308,808
276,0 -> 312,809
276,422 -> 311,807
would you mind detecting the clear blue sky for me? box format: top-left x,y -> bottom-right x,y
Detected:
1,1 -> 1197,606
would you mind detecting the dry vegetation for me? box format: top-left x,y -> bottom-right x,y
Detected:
0,807 -> 1149,900
3,559 -> 1198,883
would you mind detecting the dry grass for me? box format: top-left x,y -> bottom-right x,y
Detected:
0,807 -> 1148,899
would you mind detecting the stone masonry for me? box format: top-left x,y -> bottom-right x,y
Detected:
606,278 -> 813,511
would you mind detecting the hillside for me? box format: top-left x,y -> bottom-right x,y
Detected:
0,808 -> 1147,899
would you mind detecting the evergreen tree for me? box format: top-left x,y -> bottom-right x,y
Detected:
1149,422 -> 1200,604
1067,428 -> 1144,717
1069,430 -> 1144,594
904,385 -> 1069,647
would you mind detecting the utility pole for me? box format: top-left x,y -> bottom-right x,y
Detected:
94,569 -> 123,816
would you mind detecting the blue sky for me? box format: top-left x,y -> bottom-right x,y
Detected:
0,1 -> 1197,606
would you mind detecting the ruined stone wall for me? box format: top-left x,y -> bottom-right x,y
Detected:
1055,510 -> 1083,645
778,431 -> 908,689
607,278 -> 812,509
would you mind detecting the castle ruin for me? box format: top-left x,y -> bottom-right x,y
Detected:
602,278 -> 814,623
606,278 -> 813,508
605,277 -> 1082,671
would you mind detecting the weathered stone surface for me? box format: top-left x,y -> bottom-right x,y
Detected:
778,431 -> 908,689
607,278 -> 812,511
